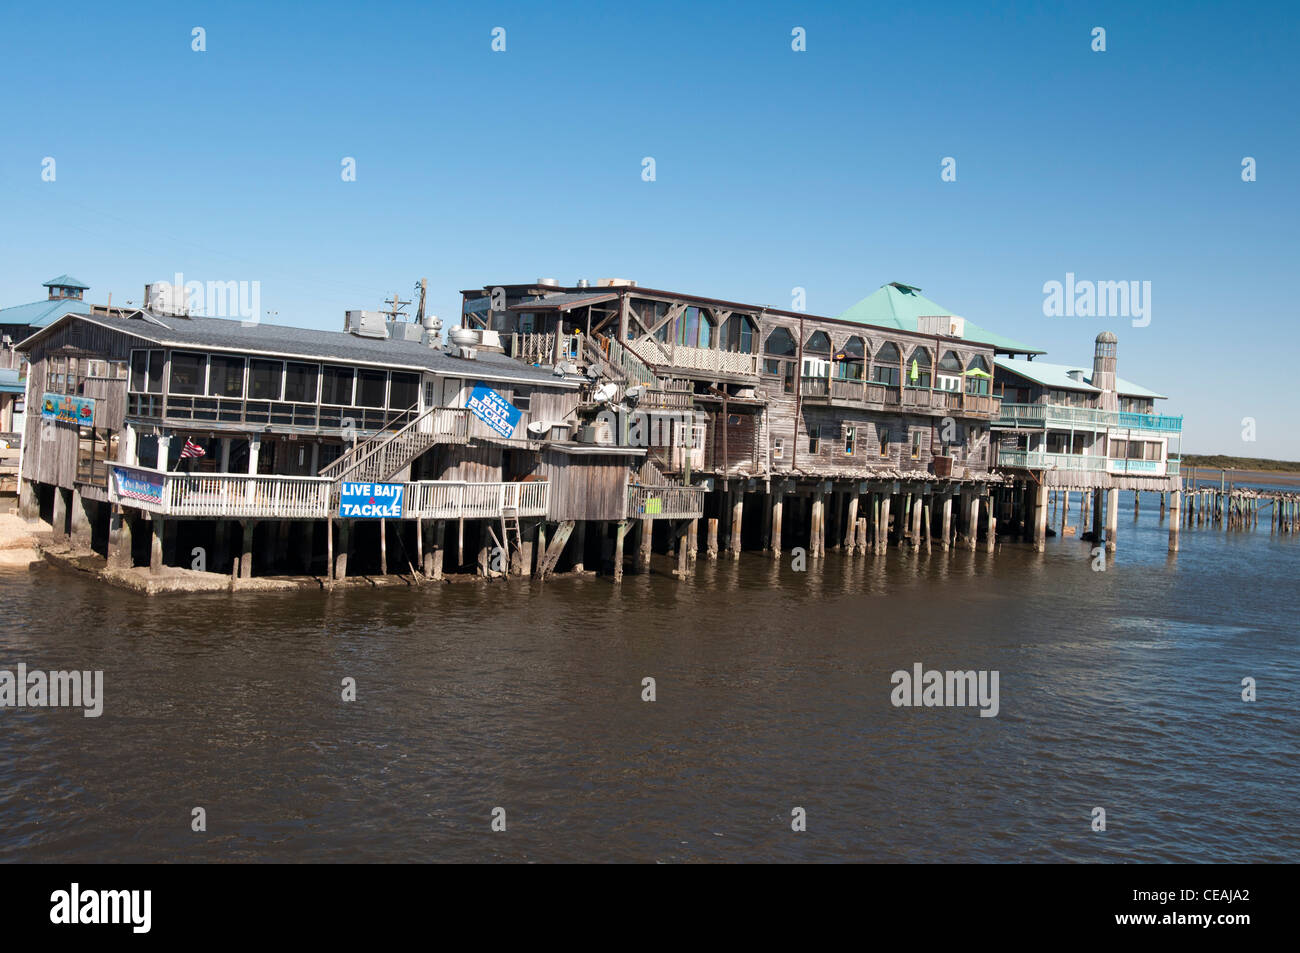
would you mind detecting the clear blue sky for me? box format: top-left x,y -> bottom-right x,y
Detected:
2,1 -> 1296,456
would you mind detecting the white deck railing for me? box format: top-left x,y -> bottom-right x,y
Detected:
109,465 -> 550,520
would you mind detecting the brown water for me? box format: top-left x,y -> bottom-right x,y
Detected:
2,496 -> 1298,862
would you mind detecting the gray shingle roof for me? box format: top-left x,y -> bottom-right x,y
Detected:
24,312 -> 580,387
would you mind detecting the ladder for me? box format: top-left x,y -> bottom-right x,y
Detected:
499,504 -> 520,572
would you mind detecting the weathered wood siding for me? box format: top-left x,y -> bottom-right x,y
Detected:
535,449 -> 632,522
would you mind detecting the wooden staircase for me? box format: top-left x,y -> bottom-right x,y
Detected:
320,405 -> 468,488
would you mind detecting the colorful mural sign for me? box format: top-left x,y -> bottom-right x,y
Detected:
466,384 -> 521,439
41,392 -> 94,425
110,466 -> 165,507
339,482 -> 404,519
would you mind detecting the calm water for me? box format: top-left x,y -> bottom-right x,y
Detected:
2,493 -> 1297,863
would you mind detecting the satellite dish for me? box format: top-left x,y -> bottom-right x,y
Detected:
592,382 -> 619,403
527,420 -> 552,436
624,385 -> 645,404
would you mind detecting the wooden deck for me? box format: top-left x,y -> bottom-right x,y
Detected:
107,466 -> 550,521
626,482 -> 706,519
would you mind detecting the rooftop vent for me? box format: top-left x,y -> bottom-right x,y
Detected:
538,278 -> 561,288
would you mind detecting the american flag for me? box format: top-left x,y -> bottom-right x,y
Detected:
180,437 -> 206,459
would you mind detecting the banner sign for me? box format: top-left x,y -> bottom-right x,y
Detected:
466,384 -> 521,438
339,482 -> 404,519
110,466 -> 165,507
41,392 -> 94,425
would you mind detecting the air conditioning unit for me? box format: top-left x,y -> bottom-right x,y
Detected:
345,310 -> 389,339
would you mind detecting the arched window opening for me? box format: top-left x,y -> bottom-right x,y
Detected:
872,342 -> 901,386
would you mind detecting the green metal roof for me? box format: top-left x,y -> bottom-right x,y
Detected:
995,357 -> 1166,400
43,274 -> 89,290
0,298 -> 91,330
836,282 -> 1044,355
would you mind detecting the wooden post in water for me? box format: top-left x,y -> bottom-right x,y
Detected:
941,494 -> 953,552
637,518 -> 653,569
730,488 -> 744,560
967,495 -> 979,551
326,517 -> 335,585
613,520 -> 628,581
706,518 -> 718,560
1034,483 -> 1048,552
922,501 -> 932,553
770,489 -> 784,558
1169,489 -> 1181,553
845,493 -> 859,554
335,521 -> 349,580
985,495 -> 996,553
878,495 -> 892,555
108,505 -> 133,570
149,515 -> 164,575
1105,488 -> 1118,552
239,519 -> 257,579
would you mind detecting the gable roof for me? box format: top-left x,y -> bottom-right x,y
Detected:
995,357 -> 1166,400
19,312 -> 580,387
43,274 -> 90,290
837,283 -> 1044,355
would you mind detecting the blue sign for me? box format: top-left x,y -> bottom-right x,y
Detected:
110,466 -> 165,507
339,482 -> 404,519
466,384 -> 522,438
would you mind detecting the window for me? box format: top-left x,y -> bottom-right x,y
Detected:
721,314 -> 756,353
878,424 -> 891,457
872,343 -> 900,386
389,372 -> 419,409
676,306 -> 713,349
209,355 -> 245,398
764,327 -> 797,357
905,348 -> 932,389
511,385 -> 532,412
835,337 -> 865,380
169,351 -> 206,396
805,331 -> 831,356
844,425 -> 856,455
772,436 -> 784,460
808,427 -> 822,455
284,362 -> 319,402
938,350 -> 963,374
764,327 -> 798,393
911,430 -> 924,459
965,355 -> 991,395
249,359 -> 284,400
130,349 -> 166,393
1112,439 -> 1127,459
648,303 -> 671,343
321,365 -> 355,405
357,369 -> 387,408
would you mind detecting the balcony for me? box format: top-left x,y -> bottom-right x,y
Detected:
799,377 -> 1000,417
997,402 -> 1183,433
127,392 -> 419,434
627,483 -> 706,520
624,338 -> 760,378
108,464 -> 550,521
997,450 -> 1175,477
1117,411 -> 1183,433
997,450 -> 1107,472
